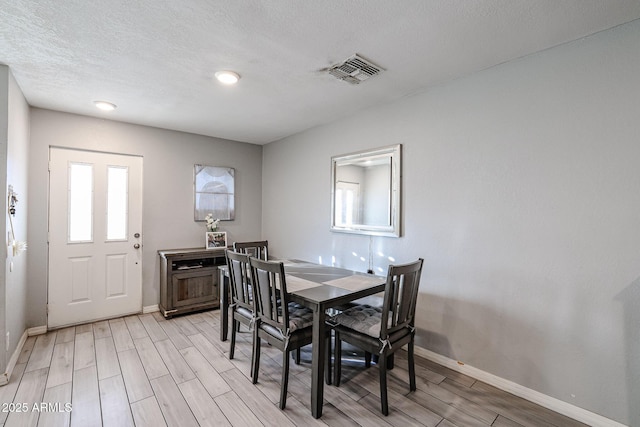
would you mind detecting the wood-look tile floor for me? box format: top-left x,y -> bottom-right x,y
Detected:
0,310 -> 588,427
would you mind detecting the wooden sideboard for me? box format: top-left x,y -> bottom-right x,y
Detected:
158,247 -> 227,318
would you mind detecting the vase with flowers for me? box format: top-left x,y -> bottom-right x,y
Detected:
205,213 -> 221,232
204,214 -> 226,249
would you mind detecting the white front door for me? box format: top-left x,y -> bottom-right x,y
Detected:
48,148 -> 143,328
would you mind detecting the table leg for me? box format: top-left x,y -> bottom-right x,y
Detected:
219,270 -> 229,341
311,306 -> 326,419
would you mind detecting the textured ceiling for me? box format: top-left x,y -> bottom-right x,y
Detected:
2,1 -> 640,145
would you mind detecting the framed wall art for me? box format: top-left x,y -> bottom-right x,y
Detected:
194,165 -> 235,221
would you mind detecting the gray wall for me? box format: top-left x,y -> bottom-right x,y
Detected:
262,20 -> 640,425
5,69 -> 30,370
0,66 -> 30,374
27,109 -> 263,326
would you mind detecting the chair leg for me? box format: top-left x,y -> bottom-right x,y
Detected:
293,347 -> 301,365
325,333 -> 332,385
365,351 -> 372,368
333,332 -> 342,386
249,346 -> 255,382
379,352 -> 389,416
408,339 -> 416,391
280,348 -> 290,409
229,319 -> 237,360
252,333 -> 261,384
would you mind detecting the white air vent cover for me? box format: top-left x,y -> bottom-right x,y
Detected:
327,54 -> 384,85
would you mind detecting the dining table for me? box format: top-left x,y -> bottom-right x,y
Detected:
218,259 -> 386,419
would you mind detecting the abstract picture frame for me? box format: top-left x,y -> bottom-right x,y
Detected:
194,165 -> 235,221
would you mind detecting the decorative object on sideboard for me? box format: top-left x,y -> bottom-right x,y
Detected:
206,231 -> 227,249
205,213 -> 220,231
204,213 -> 225,249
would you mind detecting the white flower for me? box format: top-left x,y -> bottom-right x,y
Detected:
205,213 -> 221,232
12,240 -> 27,256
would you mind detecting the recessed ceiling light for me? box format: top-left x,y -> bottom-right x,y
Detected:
215,71 -> 240,85
94,101 -> 117,111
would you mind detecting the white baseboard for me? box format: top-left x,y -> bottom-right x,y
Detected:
27,326 -> 47,336
413,347 -> 624,427
0,329 -> 29,386
142,304 -> 159,314
1,325 -> 47,386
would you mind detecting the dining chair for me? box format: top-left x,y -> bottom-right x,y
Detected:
225,250 -> 256,377
234,241 -> 305,359
332,258 -> 424,415
249,257 -> 316,409
233,240 -> 268,260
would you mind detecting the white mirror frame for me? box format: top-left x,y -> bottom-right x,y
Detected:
330,144 -> 401,237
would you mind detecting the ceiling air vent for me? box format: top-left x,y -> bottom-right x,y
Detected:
327,54 -> 384,85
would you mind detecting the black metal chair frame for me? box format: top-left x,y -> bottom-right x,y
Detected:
333,258 -> 424,415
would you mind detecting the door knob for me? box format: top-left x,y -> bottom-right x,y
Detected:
134,243 -> 141,249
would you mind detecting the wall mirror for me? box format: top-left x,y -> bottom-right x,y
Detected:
331,144 -> 401,237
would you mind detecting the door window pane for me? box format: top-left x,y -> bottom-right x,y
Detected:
69,163 -> 93,242
107,166 -> 128,240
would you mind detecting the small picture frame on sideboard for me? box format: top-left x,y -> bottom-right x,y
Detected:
206,231 -> 227,249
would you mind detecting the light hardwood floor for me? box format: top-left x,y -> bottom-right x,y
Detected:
0,310 -> 588,427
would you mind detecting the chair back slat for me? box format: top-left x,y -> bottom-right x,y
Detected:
380,259 -> 424,337
234,240 -> 269,260
250,257 -> 289,333
226,250 -> 252,311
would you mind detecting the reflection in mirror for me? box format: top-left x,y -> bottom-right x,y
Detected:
331,144 -> 401,237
